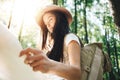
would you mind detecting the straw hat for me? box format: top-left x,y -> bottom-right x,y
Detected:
36,5 -> 72,27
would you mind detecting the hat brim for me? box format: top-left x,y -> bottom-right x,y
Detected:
36,5 -> 72,27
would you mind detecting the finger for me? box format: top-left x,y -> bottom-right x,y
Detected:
29,59 -> 43,67
19,48 -> 42,57
33,65 -> 48,73
24,54 -> 44,64
33,65 -> 43,72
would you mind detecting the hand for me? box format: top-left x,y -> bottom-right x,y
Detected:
19,48 -> 52,73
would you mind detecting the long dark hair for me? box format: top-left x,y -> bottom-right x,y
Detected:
41,10 -> 70,62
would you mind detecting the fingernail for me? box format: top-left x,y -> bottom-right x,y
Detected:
29,52 -> 34,56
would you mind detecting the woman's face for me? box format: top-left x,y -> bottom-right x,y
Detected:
43,12 -> 56,33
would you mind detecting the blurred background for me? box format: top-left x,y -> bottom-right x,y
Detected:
0,0 -> 120,80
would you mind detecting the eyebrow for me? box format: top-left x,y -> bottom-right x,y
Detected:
48,16 -> 53,19
43,16 -> 52,25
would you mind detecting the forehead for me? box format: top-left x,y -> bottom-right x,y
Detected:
43,12 -> 55,20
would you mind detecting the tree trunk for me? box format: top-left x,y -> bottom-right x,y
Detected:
105,29 -> 116,80
8,13 -> 12,29
7,0 -> 15,29
74,0 -> 77,34
108,0 -> 120,35
53,0 -> 58,5
62,0 -> 64,5
108,0 -> 120,28
113,38 -> 120,75
83,0 -> 89,43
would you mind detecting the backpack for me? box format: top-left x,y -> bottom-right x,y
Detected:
80,43 -> 112,80
63,33 -> 111,80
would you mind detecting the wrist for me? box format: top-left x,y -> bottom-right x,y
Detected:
47,59 -> 58,74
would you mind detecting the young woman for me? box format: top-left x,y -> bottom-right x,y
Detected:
19,5 -> 81,80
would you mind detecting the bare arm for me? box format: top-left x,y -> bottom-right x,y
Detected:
19,41 -> 81,80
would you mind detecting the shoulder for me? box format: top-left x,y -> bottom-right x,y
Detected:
64,33 -> 80,46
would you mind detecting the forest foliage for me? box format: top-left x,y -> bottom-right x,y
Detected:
0,0 -> 119,80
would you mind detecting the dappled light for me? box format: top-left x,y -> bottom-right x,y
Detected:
0,0 -> 63,80
0,0 -> 120,80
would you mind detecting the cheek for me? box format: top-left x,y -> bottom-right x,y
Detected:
51,23 -> 55,28
49,21 -> 55,29
46,24 -> 54,29
52,20 -> 56,27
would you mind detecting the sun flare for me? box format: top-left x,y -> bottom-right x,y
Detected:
12,0 -> 52,26
3,0 -> 53,38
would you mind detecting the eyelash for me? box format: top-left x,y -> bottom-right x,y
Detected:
48,18 -> 52,23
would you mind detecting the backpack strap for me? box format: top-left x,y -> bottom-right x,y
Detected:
88,45 -> 103,80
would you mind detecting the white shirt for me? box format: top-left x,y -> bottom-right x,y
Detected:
63,33 -> 80,64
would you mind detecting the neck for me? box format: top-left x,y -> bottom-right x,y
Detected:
48,32 -> 53,39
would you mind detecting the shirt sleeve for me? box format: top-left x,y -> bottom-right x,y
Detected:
64,33 -> 80,46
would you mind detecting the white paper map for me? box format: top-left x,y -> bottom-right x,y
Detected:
0,23 -> 62,80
